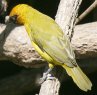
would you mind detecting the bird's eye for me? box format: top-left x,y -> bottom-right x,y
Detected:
10,15 -> 18,23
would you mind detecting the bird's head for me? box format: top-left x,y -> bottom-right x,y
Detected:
5,4 -> 32,25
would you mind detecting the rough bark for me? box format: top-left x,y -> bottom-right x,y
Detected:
40,0 -> 82,95
72,22 -> 97,59
0,21 -> 97,95
0,0 -> 96,94
0,21 -> 97,68
39,79 -> 60,95
0,23 -> 46,68
55,0 -> 82,38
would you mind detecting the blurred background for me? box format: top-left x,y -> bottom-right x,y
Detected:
0,0 -> 97,95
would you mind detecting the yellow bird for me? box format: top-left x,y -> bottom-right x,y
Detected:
6,4 -> 92,91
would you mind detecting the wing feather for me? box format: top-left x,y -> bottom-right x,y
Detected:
26,14 -> 77,67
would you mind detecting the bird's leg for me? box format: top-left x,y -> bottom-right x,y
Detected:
40,63 -> 55,84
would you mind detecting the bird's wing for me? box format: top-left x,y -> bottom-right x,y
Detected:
26,14 -> 77,67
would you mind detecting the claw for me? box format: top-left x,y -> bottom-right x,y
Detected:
47,74 -> 56,80
39,67 -> 54,84
39,72 -> 48,84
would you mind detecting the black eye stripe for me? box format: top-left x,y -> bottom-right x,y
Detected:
10,15 -> 17,23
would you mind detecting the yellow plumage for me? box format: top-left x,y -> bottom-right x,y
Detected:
8,4 -> 92,91
63,65 -> 92,91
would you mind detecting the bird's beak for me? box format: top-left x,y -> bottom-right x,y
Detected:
5,15 -> 17,24
5,16 -> 11,24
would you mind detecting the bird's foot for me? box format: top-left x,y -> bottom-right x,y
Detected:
39,68 -> 55,84
46,74 -> 56,80
39,72 -> 48,84
39,73 -> 55,84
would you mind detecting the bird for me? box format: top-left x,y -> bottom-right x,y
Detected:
6,4 -> 92,92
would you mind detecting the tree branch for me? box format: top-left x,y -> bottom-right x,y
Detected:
1,22 -> 97,65
40,0 -> 82,95
72,22 -> 97,59
75,0 -> 97,24
0,23 -> 46,68
55,0 -> 82,39
1,0 -> 96,94
39,79 -> 60,95
1,21 -> 97,95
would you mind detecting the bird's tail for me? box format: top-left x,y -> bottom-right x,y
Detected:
62,65 -> 92,91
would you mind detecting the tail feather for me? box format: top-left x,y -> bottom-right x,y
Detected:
63,65 -> 92,91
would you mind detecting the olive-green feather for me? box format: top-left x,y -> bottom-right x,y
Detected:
25,11 -> 76,67
9,4 -> 92,91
